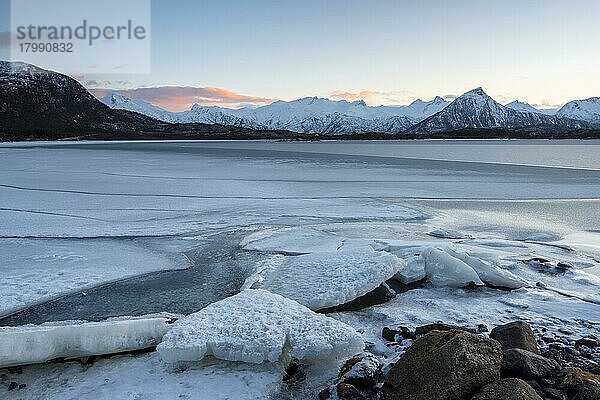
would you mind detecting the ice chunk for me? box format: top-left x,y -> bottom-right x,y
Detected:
428,228 -> 468,239
241,227 -> 344,254
394,254 -> 427,284
445,247 -> 529,289
157,289 -> 363,364
254,247 -> 404,310
423,247 -> 484,288
0,313 -> 180,368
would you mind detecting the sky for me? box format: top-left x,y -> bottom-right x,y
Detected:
2,0 -> 600,111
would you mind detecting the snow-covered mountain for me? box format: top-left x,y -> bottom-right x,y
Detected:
101,93 -> 450,134
101,93 -> 175,122
505,100 -> 543,114
556,97 -> 600,125
100,87 -> 598,135
1,61 -> 163,135
505,100 -> 558,116
409,88 -> 584,133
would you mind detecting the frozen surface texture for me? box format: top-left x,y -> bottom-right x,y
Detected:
0,352 -> 285,400
0,238 -> 191,317
0,313 -> 180,368
241,227 -> 344,254
157,289 -> 363,364
394,254 -> 427,284
254,246 -> 404,310
1,141 -> 599,399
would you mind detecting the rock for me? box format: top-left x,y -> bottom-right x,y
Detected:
336,383 -> 365,400
381,330 -> 502,400
544,342 -> 580,364
575,337 -> 599,349
18,383 -> 26,390
339,353 -> 383,390
471,378 -> 543,400
542,387 -> 567,400
8,381 -> 18,391
318,387 -> 331,400
282,358 -> 305,383
382,326 -> 415,342
490,321 -> 540,354
538,378 -> 557,388
415,322 -> 476,336
502,348 -> 560,380
559,368 -> 600,400
477,324 -> 489,333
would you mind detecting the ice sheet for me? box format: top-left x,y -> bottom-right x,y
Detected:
0,238 -> 191,318
253,247 -> 403,310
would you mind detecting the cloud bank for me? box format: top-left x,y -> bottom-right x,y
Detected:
90,86 -> 275,111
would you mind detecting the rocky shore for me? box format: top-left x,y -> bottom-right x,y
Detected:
320,321 -> 599,400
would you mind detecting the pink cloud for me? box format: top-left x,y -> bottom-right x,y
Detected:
90,86 -> 275,111
330,90 -> 375,101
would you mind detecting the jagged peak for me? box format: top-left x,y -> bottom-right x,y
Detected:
463,87 -> 487,97
409,98 -> 425,106
507,100 -> 527,106
352,99 -> 367,107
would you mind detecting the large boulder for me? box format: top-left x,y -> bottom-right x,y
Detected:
559,368 -> 600,400
502,348 -> 561,380
380,330 -> 503,400
490,321 -> 540,354
471,378 -> 543,400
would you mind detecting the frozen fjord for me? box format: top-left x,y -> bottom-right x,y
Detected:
1,140 -> 599,399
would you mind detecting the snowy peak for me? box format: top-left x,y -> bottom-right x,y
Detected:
454,87 -> 497,105
557,97 -> 600,124
101,92 -> 132,107
408,87 -> 584,133
463,87 -> 487,97
506,100 -> 543,114
100,92 -> 172,121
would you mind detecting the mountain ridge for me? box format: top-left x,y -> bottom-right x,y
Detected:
2,61 -> 600,140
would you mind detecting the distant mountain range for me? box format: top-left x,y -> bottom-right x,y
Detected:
1,61 -> 600,140
102,87 -> 600,135
101,93 -> 451,134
